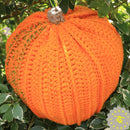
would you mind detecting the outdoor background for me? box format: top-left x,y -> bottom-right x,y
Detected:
0,0 -> 130,130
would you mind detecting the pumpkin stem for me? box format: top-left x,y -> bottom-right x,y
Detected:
47,6 -> 65,24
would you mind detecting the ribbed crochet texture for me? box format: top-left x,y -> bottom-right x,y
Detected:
5,6 -> 123,125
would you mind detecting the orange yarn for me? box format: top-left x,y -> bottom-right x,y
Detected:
5,6 -> 123,125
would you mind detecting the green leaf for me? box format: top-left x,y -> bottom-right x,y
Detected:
90,118 -> 106,129
110,96 -> 116,105
49,0 -> 56,7
0,93 -> 11,105
58,125 -> 73,130
70,0 -> 76,5
122,88 -> 130,106
0,104 -> 11,114
111,93 -> 122,106
31,125 -> 45,130
32,7 -> 41,12
120,78 -> 128,87
124,5 -> 130,14
28,0 -> 33,5
114,13 -> 124,23
79,121 -> 88,129
0,3 -> 6,14
12,103 -> 23,121
0,84 -> 9,92
6,6 -> 11,15
75,127 -> 85,130
95,112 -> 106,119
115,22 -> 129,35
18,123 -> 28,130
69,0 -> 75,10
102,120 -> 107,125
86,0 -> 91,5
20,8 -> 26,18
120,71 -> 129,87
98,3 -> 109,17
127,84 -> 130,91
58,0 -> 62,3
21,102 -> 27,112
59,0 -> 69,14
11,122 -> 18,130
0,125 -> 2,130
105,0 -> 111,4
122,71 -> 129,80
33,118 -> 45,127
89,0 -> 109,17
48,121 -> 57,129
89,1 -> 99,8
3,106 -> 13,122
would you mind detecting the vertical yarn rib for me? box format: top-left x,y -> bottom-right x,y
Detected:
5,6 -> 123,125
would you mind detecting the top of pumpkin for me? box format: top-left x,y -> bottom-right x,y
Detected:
47,6 -> 65,24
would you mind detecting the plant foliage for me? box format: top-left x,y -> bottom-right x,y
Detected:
0,0 -> 130,130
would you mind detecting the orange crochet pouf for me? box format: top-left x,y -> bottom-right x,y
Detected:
5,6 -> 123,125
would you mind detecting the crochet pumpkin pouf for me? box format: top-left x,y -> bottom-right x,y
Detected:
5,5 -> 123,125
